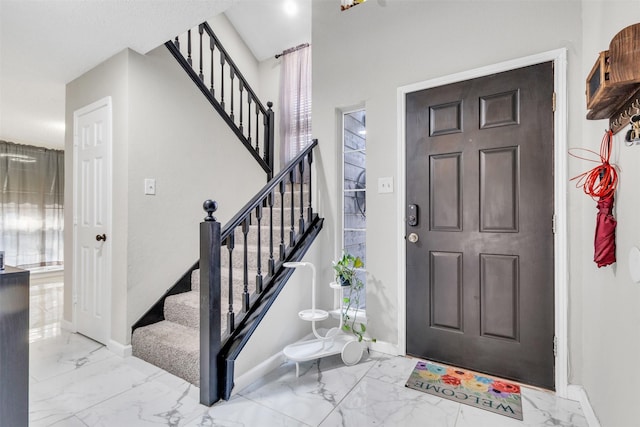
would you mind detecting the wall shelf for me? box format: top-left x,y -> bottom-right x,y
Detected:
586,23 -> 640,134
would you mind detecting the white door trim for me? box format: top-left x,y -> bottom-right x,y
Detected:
72,96 -> 113,344
396,49 -> 569,397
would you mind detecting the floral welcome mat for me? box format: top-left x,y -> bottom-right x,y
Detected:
405,361 -> 523,420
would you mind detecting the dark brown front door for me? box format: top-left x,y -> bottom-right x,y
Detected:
405,62 -> 555,389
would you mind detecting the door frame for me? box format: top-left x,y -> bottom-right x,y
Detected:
72,96 -> 113,344
396,49 -> 568,397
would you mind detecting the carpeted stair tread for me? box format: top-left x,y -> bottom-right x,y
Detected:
131,321 -> 199,386
164,290 -> 200,329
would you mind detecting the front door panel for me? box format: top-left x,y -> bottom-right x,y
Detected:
406,62 -> 555,389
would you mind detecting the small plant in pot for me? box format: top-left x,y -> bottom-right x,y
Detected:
332,252 -> 375,343
333,252 -> 363,287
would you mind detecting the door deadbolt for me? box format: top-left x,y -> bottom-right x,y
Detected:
408,233 -> 419,243
96,234 -> 107,242
407,204 -> 419,226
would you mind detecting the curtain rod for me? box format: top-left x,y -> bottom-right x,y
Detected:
275,43 -> 310,59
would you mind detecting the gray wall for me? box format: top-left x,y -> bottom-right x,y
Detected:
311,0 -> 583,347
65,50 -> 131,344
125,46 -> 266,338
65,43 -> 265,345
312,0 -> 640,424
579,3 -> 640,425
64,13 -> 320,379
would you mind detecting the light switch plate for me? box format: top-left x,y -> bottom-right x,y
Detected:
144,178 -> 156,195
378,176 -> 393,194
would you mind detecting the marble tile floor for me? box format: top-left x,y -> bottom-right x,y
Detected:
29,280 -> 64,343
29,330 -> 589,427
27,280 -> 588,426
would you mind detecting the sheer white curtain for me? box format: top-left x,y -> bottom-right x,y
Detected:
279,45 -> 312,170
0,141 -> 64,268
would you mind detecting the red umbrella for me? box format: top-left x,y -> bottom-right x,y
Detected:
570,130 -> 618,268
594,195 -> 616,268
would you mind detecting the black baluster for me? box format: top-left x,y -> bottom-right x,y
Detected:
255,205 -> 263,294
307,150 -> 313,223
226,233 -> 235,334
298,160 -> 305,234
247,94 -> 252,144
239,80 -> 244,134
174,36 -> 180,50
198,24 -> 204,81
263,103 -> 269,162
209,37 -> 215,97
268,191 -> 275,276
230,67 -> 235,123
242,219 -> 250,312
279,180 -> 286,260
220,52 -> 226,111
187,30 -> 192,66
289,171 -> 296,246
255,106 -> 260,153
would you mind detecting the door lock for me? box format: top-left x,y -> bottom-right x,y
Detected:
96,234 -> 107,242
408,233 -> 419,243
408,204 -> 419,226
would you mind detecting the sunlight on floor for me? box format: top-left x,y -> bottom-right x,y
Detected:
29,280 -> 63,343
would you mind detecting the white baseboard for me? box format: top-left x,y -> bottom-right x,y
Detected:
567,384 -> 601,427
369,339 -> 399,356
108,340 -> 132,357
61,319 -> 76,332
232,351 -> 286,397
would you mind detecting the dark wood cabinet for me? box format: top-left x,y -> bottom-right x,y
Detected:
0,266 -> 30,427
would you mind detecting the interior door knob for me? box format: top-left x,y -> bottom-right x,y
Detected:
408,233 -> 419,243
96,234 -> 107,242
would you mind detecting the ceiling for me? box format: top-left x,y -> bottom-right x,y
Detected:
225,0 -> 311,62
0,0 -> 311,150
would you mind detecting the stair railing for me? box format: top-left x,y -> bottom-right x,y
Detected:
166,22 -> 275,179
199,139 -> 320,405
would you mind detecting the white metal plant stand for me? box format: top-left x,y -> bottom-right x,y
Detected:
282,262 -> 363,377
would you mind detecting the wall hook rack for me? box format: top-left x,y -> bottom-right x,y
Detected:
586,23 -> 640,135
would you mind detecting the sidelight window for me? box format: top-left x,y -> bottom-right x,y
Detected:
341,109 -> 366,307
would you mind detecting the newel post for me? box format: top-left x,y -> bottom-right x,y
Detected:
200,199 -> 221,406
266,101 -> 275,180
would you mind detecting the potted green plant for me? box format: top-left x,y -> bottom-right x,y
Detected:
332,252 -> 375,343
333,252 -> 363,287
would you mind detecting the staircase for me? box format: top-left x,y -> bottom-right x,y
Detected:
131,184 -> 311,386
130,20 -> 322,407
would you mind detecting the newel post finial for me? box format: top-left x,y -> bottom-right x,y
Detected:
203,199 -> 218,221
267,101 -> 273,110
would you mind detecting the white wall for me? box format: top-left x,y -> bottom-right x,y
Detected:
65,50 -> 131,343
209,13 -> 261,94
125,46 -> 265,340
65,20 -> 268,345
312,0 -> 584,346
311,1 -> 640,424
578,3 -> 640,425
259,57 -> 283,170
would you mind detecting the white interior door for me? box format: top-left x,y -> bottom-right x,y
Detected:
73,97 -> 112,345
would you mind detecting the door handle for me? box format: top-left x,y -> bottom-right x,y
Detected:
408,233 -> 419,243
96,234 -> 107,242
